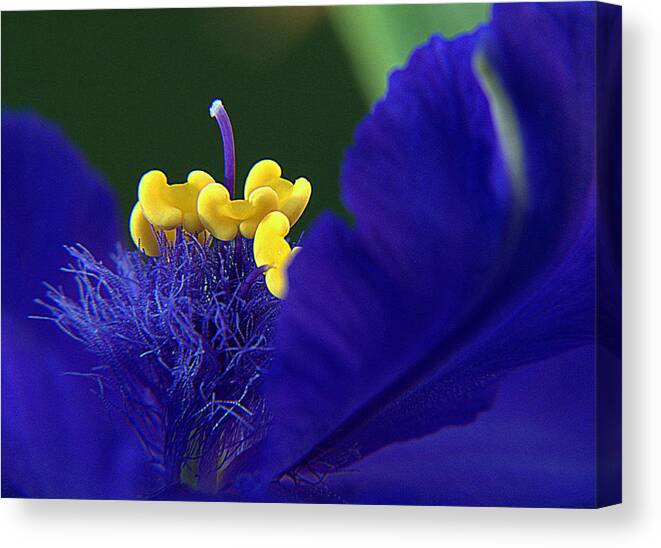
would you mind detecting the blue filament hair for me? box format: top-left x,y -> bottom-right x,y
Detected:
39,231 -> 279,491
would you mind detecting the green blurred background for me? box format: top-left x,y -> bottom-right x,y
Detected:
2,4 -> 488,237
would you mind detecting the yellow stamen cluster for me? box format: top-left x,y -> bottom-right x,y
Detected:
129,159 -> 311,298
129,170 -> 213,256
198,159 -> 311,241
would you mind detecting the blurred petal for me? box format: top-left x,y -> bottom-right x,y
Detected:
343,29 -> 509,338
483,2 -> 596,280
324,347 -> 596,508
262,29 -> 504,479
2,319 -> 151,498
260,2 -> 599,492
1,111 -> 150,498
323,195 -> 594,465
2,112 -> 121,315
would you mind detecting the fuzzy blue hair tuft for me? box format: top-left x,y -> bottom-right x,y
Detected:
39,232 -> 279,493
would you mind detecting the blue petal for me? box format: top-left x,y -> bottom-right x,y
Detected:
323,347 -> 596,508
264,198 -> 593,485
261,29 -> 506,480
1,112 -> 150,498
260,1 -> 600,490
483,2 -> 597,276
342,29 -> 509,340
2,112 -> 121,316
318,197 -> 594,466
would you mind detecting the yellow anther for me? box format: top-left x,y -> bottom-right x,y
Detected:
198,160 -> 311,241
130,202 -> 208,256
197,181 -> 282,240
253,211 -> 300,299
244,160 -> 312,226
281,177 -> 312,226
129,202 -> 175,257
197,183 -> 242,241
130,169 -> 213,255
239,186 -> 280,238
138,169 -> 214,233
244,159 -> 287,196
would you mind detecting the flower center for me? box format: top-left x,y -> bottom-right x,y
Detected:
127,98 -> 312,298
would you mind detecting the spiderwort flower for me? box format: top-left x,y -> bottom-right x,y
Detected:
2,2 -> 620,506
34,100 -> 313,494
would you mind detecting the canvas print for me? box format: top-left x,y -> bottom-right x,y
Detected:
1,2 -> 621,507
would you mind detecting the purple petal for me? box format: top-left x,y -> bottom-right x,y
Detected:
342,29 -> 508,341
2,112 -> 120,316
261,29 -> 507,480
324,347 -> 596,508
2,112 -> 151,498
483,2 -> 597,279
259,1 -> 607,499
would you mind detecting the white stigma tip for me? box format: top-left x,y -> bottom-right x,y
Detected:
209,99 -> 225,118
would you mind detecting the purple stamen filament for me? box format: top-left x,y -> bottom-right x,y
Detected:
239,265 -> 270,300
209,99 -> 236,198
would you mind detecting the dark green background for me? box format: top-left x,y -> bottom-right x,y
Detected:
2,5 -> 488,238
